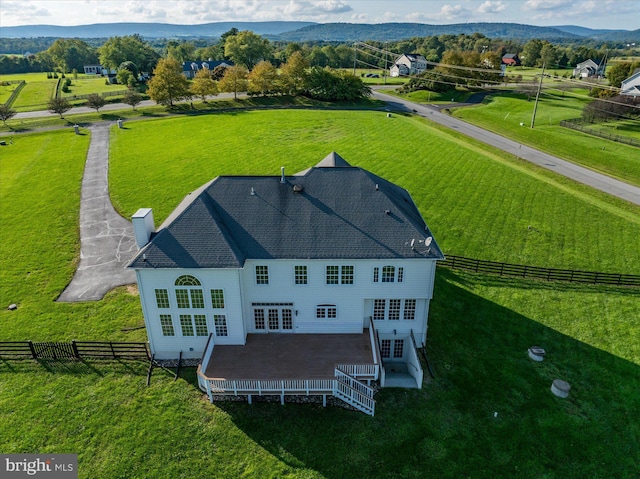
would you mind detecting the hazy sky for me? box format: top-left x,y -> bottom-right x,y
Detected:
1,0 -> 639,30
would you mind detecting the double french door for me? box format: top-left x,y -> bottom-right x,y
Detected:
252,303 -> 294,332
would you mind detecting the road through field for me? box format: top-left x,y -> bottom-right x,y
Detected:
371,89 -> 640,206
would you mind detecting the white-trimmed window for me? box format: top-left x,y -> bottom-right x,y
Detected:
210,289 -> 225,308
256,265 -> 269,284
175,275 -> 204,309
380,339 -> 391,358
404,299 -> 416,320
214,315 -> 228,337
376,266 -> 403,283
326,265 -> 339,284
393,340 -> 404,358
316,304 -> 337,319
373,299 -> 386,320
180,314 -> 209,337
155,289 -> 170,308
341,266 -> 354,284
373,299 -> 416,321
160,314 -> 174,336
382,266 -> 395,282
180,314 -> 194,336
389,299 -> 401,320
295,265 -> 308,285
254,309 -> 265,330
194,315 -> 208,336
327,265 -> 354,285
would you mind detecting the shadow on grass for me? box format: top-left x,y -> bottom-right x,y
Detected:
211,270 -> 640,479
0,357 -> 151,378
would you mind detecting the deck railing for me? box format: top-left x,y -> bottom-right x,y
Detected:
408,330 -> 424,389
336,363 -> 377,378
334,368 -> 376,415
205,378 -> 335,395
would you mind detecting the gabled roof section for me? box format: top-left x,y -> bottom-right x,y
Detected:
129,153 -> 444,269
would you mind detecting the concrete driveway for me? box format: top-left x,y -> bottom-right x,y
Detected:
57,123 -> 137,302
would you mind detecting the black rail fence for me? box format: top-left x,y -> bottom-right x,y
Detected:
0,341 -> 150,361
438,255 -> 640,287
560,119 -> 640,148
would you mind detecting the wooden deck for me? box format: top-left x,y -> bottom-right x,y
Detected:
202,333 -> 374,380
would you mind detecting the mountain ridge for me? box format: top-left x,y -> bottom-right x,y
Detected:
1,21 -> 637,42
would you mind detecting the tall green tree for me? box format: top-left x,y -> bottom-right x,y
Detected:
248,60 -> 277,96
521,39 -> 543,67
190,68 -> 218,101
218,65 -> 248,100
147,57 -> 190,106
607,61 -> 640,88
99,35 -> 159,73
224,31 -> 272,70
278,51 -> 309,95
46,39 -> 97,72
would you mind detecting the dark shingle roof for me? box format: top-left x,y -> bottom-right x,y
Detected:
129,153 -> 444,269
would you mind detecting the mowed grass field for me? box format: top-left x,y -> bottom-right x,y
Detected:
110,110 -> 640,273
1,112 -> 639,478
451,90 -> 640,186
2,73 -> 59,112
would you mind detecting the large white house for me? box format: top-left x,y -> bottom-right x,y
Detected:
128,153 -> 444,414
620,70 -> 640,96
390,53 -> 428,77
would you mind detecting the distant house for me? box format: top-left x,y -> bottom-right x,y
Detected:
128,152 -> 444,415
620,70 -> 640,96
182,60 -> 234,79
572,59 -> 604,78
83,64 -> 103,75
501,53 -> 520,66
390,53 -> 428,77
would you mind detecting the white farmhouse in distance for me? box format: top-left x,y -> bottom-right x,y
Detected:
390,53 -> 428,77
620,70 -> 640,96
128,153 -> 444,414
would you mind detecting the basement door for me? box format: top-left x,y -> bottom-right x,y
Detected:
252,302 -> 294,333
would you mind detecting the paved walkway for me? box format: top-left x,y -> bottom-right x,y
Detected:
57,123 -> 137,302
372,90 -> 640,206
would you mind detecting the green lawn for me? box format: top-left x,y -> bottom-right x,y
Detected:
1,115 -> 639,478
61,76 -> 128,98
10,78 -> 59,112
110,110 -> 640,273
586,118 -> 640,140
451,91 -> 640,186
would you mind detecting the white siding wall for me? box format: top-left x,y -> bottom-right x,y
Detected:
136,268 -> 244,359
240,258 -> 437,338
137,258 -> 438,358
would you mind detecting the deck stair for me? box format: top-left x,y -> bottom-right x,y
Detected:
333,367 -> 376,416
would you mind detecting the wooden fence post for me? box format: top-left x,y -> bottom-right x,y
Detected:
28,340 -> 37,360
72,340 -> 80,359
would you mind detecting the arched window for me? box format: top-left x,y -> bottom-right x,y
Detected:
174,275 -> 204,308
175,275 -> 201,286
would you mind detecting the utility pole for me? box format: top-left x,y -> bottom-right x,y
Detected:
530,62 -> 545,129
353,43 -> 357,76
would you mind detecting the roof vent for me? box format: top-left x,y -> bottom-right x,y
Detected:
280,166 -> 285,184
293,184 -> 304,193
385,209 -> 391,215
375,183 -> 379,191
